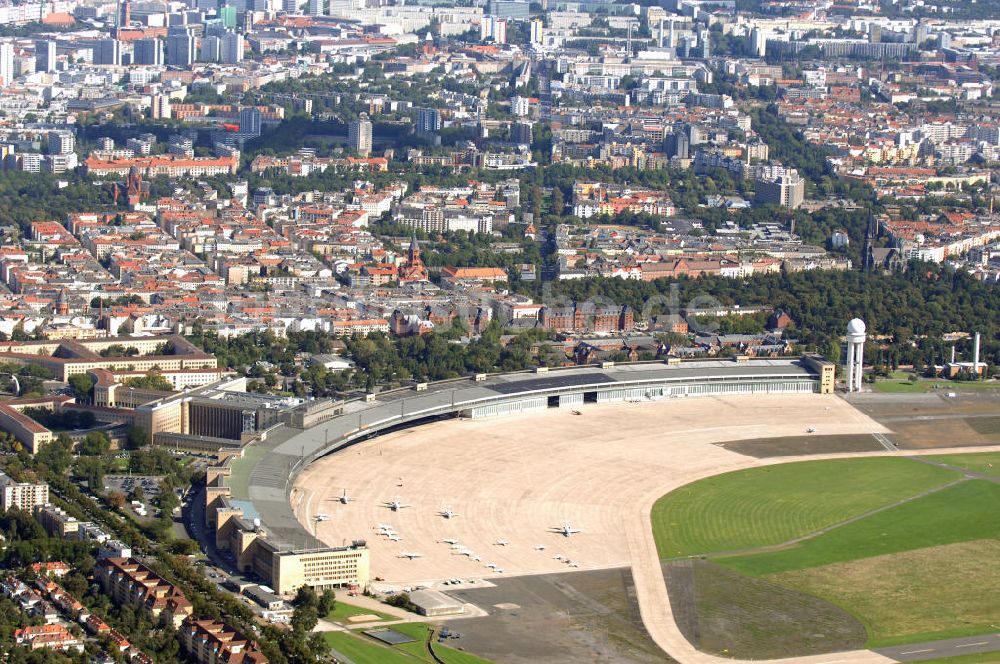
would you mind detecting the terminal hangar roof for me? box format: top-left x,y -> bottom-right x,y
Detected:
231,358 -> 816,551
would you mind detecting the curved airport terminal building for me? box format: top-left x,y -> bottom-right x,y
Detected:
202,355 -> 834,595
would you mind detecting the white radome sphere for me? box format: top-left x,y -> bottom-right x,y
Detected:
847,318 -> 866,335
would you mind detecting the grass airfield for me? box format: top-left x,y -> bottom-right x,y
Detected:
654,454 -> 1000,655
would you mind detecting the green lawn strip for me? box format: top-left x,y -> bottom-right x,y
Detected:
718,480 -> 1000,576
652,457 -> 959,558
399,623 -> 494,664
432,646 -> 496,664
383,622 -> 434,639
358,623 -> 494,664
326,601 -> 396,624
869,625 -> 1000,649
927,450 -> 1000,476
323,631 -> 423,664
391,623 -> 433,660
909,653 -> 1000,664
108,458 -> 130,472
872,380 -> 927,393
873,379 -> 1000,394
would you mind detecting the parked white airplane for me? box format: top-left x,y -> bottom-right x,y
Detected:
383,498 -> 411,511
399,552 -> 423,559
388,535 -> 402,542
806,427 -> 817,433
339,489 -> 352,504
314,514 -> 332,522
551,522 -> 581,537
438,508 -> 459,519
494,539 -> 509,546
441,538 -> 460,545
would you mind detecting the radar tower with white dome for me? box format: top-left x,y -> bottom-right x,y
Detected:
846,318 -> 866,392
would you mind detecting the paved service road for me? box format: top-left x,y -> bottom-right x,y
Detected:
876,633 -> 1000,661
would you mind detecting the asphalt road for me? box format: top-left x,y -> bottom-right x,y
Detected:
875,633 -> 1000,661
183,485 -> 232,570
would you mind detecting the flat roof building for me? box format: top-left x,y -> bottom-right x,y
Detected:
755,169 -> 805,209
408,589 -> 464,616
0,335 -> 217,382
0,472 -> 48,512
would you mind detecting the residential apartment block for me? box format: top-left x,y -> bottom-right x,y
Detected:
180,618 -> 268,664
0,472 -> 48,511
95,558 -> 193,627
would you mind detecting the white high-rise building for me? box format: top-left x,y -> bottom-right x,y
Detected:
35,39 -> 56,73
845,318 -> 866,392
200,34 -> 221,62
152,93 -> 172,119
755,169 -> 805,209
134,38 -> 164,65
0,42 -> 14,86
21,153 -> 43,172
529,19 -> 543,47
348,113 -> 372,157
510,95 -> 530,117
480,16 -> 507,44
48,130 -> 74,155
749,27 -> 767,57
240,107 -> 261,137
0,472 -> 49,512
416,107 -> 441,134
221,31 -> 244,63
94,38 -> 122,65
166,26 -> 195,66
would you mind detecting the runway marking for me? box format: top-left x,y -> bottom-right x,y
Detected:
898,649 -> 934,655
872,432 -> 896,451
956,642 -> 990,648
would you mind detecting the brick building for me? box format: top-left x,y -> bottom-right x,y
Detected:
540,302 -> 634,333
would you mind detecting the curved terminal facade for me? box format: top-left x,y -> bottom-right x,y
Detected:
203,355 -> 833,594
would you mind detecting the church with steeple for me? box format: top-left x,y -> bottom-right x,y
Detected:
398,235 -> 429,283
